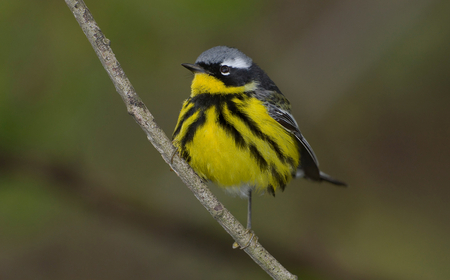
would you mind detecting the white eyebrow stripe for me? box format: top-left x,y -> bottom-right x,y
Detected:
221,57 -> 251,69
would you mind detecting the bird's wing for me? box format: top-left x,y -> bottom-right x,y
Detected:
253,89 -> 346,185
268,106 -> 318,163
266,103 -> 321,181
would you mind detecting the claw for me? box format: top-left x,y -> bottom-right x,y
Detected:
232,229 -> 258,249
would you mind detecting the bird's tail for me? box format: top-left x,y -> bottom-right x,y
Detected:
319,171 -> 347,187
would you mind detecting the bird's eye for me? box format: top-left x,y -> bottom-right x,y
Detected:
220,65 -> 230,75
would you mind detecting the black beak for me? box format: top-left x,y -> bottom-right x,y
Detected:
182,63 -> 206,74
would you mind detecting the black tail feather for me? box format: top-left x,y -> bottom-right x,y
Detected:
319,171 -> 347,187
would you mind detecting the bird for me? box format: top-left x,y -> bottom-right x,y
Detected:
172,46 -> 346,247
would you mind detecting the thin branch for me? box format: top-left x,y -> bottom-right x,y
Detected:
64,1 -> 297,279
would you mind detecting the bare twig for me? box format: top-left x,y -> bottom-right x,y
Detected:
64,1 -> 297,279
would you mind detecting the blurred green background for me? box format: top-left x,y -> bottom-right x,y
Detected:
1,0 -> 449,279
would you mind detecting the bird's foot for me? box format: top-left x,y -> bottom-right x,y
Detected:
232,229 -> 258,250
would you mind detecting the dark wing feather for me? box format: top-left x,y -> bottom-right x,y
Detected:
253,89 -> 347,186
267,104 -> 321,181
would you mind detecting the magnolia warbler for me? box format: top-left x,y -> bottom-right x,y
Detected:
173,46 -> 346,244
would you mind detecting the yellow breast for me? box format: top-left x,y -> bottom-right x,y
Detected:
173,90 -> 300,194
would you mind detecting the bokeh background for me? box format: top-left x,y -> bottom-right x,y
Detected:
1,0 -> 449,279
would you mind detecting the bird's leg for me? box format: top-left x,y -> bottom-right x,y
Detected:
233,189 -> 258,249
170,141 -> 179,164
247,189 -> 252,229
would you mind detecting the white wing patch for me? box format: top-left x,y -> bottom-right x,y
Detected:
221,57 -> 251,69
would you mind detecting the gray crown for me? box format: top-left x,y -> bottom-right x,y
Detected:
195,46 -> 253,67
